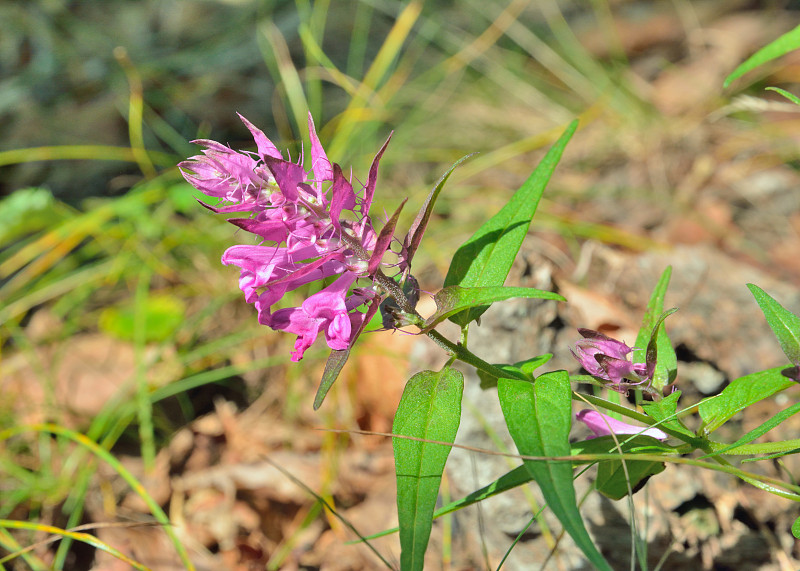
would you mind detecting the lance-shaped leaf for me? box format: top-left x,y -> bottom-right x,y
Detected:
477,354 -> 552,389
699,366 -> 796,434
700,401 -> 800,459
633,266 -> 677,390
402,153 -> 476,270
422,285 -> 565,331
748,283 -> 800,380
498,371 -> 612,571
394,368 -> 463,571
443,120 -> 578,327
724,23 -> 800,87
313,298 -> 382,410
368,199 -> 406,275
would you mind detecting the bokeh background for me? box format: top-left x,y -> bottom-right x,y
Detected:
3,1 -> 800,569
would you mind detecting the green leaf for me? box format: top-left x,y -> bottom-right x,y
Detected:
423,286 -> 564,331
701,402 -> 800,459
793,515 -> 800,539
359,465 -> 534,542
313,349 -> 350,410
633,267 -> 677,391
98,295 -> 186,343
443,120 -> 578,326
766,86 -> 800,106
393,368 -> 464,571
640,391 -> 698,441
498,372 -> 612,571
593,447 -> 666,501
698,367 -> 795,434
476,354 -> 552,389
748,284 -> 800,368
724,24 -> 800,87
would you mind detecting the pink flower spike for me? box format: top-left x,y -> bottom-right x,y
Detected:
576,410 -> 667,440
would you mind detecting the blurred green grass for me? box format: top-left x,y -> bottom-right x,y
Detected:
2,0 -> 797,568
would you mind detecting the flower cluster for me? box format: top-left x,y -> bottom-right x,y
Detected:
571,328 -> 654,391
180,114 -> 393,361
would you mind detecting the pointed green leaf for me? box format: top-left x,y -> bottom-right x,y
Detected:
748,284 -> 800,369
313,349 -> 351,410
700,402 -> 800,459
423,285 -> 564,331
393,368 -> 463,571
724,24 -> 800,87
793,515 -> 800,539
444,121 -> 578,326
476,354 -> 552,389
590,437 -> 667,500
766,86 -> 800,106
698,366 -> 795,434
498,371 -> 612,571
633,267 -> 677,390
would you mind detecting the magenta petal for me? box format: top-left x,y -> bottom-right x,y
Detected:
238,113 -> 282,160
362,133 -> 391,214
263,156 -> 305,202
228,217 -> 290,241
576,410 -> 668,440
329,164 -> 356,231
307,113 -> 333,182
595,355 -> 636,384
270,273 -> 359,360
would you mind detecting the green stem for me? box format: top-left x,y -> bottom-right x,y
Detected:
425,329 -> 526,381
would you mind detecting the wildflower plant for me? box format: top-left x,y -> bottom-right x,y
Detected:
183,111 -> 800,570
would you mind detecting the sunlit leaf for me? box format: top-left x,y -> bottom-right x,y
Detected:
393,368 -> 463,571
443,121 -> 578,326
698,367 -> 795,434
422,285 -> 564,331
498,371 -> 612,571
724,24 -> 800,87
748,284 -> 800,371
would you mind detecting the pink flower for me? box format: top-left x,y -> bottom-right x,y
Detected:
576,410 -> 667,440
571,328 -> 654,390
180,114 -> 393,360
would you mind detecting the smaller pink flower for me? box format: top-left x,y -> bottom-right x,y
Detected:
576,410 -> 667,440
571,328 -> 653,389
